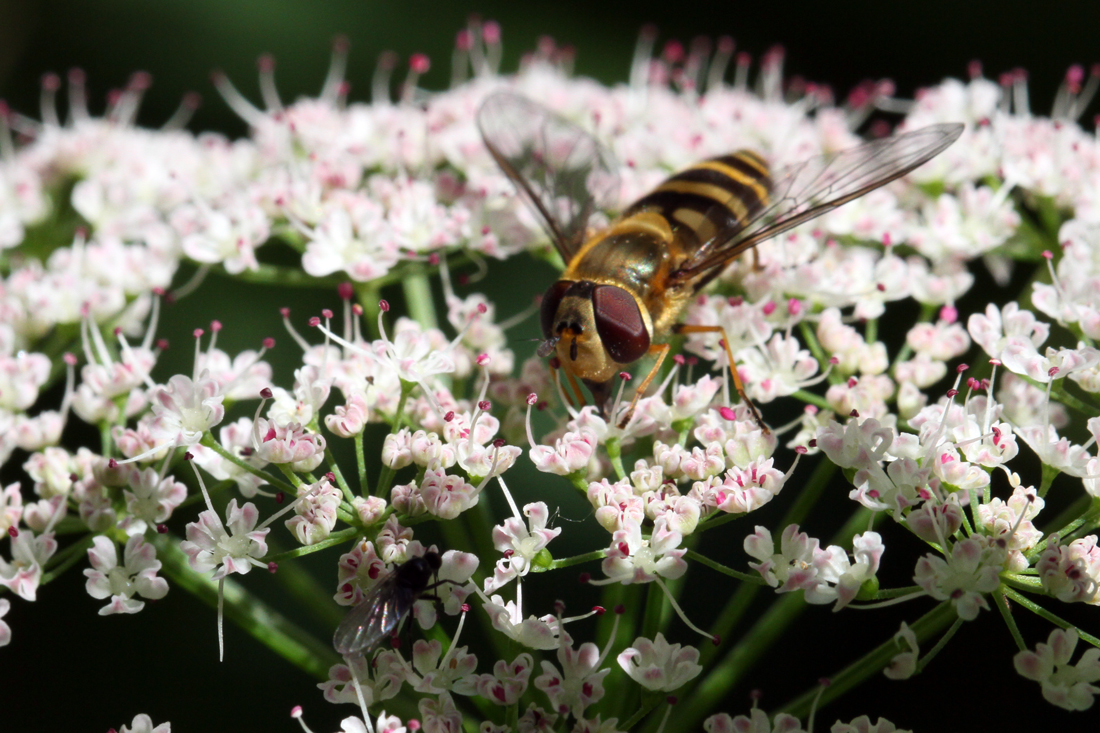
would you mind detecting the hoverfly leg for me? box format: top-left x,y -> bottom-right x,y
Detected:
563,369 -> 588,410
550,365 -> 578,411
616,342 -> 671,429
751,246 -> 763,272
674,323 -> 770,434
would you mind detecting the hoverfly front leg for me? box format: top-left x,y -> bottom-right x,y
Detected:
616,342 -> 671,429
673,323 -> 770,434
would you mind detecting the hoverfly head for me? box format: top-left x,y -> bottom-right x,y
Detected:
539,280 -> 650,384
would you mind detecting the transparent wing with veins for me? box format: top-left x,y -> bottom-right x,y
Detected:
673,122 -> 965,281
332,572 -> 412,657
477,90 -> 620,263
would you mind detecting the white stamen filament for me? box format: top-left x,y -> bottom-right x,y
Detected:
654,576 -> 715,643
170,264 -> 211,300
212,72 -> 267,127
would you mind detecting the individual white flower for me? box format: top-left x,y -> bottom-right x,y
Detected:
883,622 -> 919,680
149,372 -> 226,447
1014,628 -> 1100,711
489,501 -> 561,589
913,537 -> 1001,620
616,632 -> 702,692
285,477 -> 342,545
83,535 -> 168,614
0,527 -> 58,601
704,709 -> 806,733
1036,535 -> 1100,604
179,499 -> 269,579
474,653 -> 534,706
534,630 -> 611,718
0,597 -> 11,647
600,518 -> 687,584
118,713 -> 172,733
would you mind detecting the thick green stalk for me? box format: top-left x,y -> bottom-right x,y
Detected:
402,268 -> 438,330
776,601 -> 957,720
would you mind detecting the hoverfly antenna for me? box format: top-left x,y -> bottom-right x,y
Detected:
537,336 -> 560,358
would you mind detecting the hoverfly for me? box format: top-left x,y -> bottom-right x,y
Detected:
333,550 -> 444,657
477,91 -> 963,426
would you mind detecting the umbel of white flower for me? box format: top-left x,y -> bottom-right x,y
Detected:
3,18 -> 1100,732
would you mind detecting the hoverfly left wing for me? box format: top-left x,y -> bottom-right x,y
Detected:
674,123 -> 964,280
478,91 -> 620,263
333,572 -> 408,657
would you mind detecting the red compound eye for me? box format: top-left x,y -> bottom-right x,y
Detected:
592,285 -> 649,364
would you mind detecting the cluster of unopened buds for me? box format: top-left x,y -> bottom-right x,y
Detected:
5,18 -> 1100,733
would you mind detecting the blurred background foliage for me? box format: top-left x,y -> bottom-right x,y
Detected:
2,1 -> 1099,730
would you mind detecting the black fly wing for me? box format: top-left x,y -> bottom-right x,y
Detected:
673,123 -> 964,281
333,572 -> 411,657
477,91 -> 620,263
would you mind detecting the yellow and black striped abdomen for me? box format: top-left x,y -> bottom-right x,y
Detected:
623,150 -> 771,249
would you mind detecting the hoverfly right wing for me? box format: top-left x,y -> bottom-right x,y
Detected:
332,573 -> 408,657
478,91 -> 620,263
674,123 -> 964,280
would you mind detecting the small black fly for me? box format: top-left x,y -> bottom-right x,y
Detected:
333,550 -> 445,657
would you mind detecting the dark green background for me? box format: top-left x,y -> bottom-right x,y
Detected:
2,1 -> 1098,730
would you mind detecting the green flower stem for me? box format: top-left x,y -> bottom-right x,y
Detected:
277,463 -> 306,489
791,388 -> 832,411
1029,495 -> 1099,559
1051,383 -> 1100,415
606,437 -> 627,481
267,544 -> 345,628
98,419 -> 114,459
354,431 -> 368,495
1038,462 -> 1060,499
915,614 -> 964,672
543,549 -> 606,570
870,585 -> 924,600
798,321 -> 832,383
325,448 -> 356,503
438,512 -> 512,665
775,601 -> 957,721
402,268 -> 438,330
674,503 -> 876,731
683,550 -> 763,584
669,591 -> 806,732
994,589 -> 1027,652
568,472 -> 590,492
864,317 -> 877,345
1003,587 -> 1100,647
198,433 -> 294,494
40,533 -> 95,584
374,382 -> 414,496
264,527 -> 361,564
154,534 -> 339,679
696,512 -> 740,533
640,579 -> 667,642
698,455 -> 838,671
620,695 -> 662,730
356,282 -> 383,340
1003,574 -> 1043,592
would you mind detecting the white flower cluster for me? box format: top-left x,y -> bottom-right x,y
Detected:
4,21 -> 1100,732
